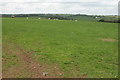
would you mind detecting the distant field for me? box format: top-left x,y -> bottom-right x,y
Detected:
67,15 -> 96,21
2,17 -> 118,78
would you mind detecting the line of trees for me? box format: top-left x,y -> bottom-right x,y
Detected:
98,18 -> 120,23
2,14 -> 74,20
2,14 -> 120,23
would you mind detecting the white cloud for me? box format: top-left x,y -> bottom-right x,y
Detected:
0,0 -> 119,15
0,0 -> 99,2
1,0 -> 119,3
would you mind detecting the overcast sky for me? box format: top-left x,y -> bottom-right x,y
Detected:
0,0 -> 119,15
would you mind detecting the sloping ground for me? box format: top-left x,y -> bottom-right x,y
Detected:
3,41 -> 64,78
2,41 -> 88,78
2,18 -> 118,78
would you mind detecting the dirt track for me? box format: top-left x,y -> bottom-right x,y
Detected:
2,42 -> 63,78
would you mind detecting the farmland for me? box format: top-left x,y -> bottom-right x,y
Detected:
2,16 -> 118,78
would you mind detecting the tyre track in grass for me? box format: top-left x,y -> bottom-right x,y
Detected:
3,42 -> 64,78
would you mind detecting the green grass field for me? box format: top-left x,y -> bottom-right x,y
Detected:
2,17 -> 118,78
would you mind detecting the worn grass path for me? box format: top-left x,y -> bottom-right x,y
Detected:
3,41 -> 64,78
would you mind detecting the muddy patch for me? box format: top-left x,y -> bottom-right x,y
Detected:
100,38 -> 118,42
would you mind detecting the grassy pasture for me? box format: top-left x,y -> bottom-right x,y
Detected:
2,17 -> 118,78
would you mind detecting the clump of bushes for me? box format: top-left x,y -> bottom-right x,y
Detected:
98,17 -> 119,23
